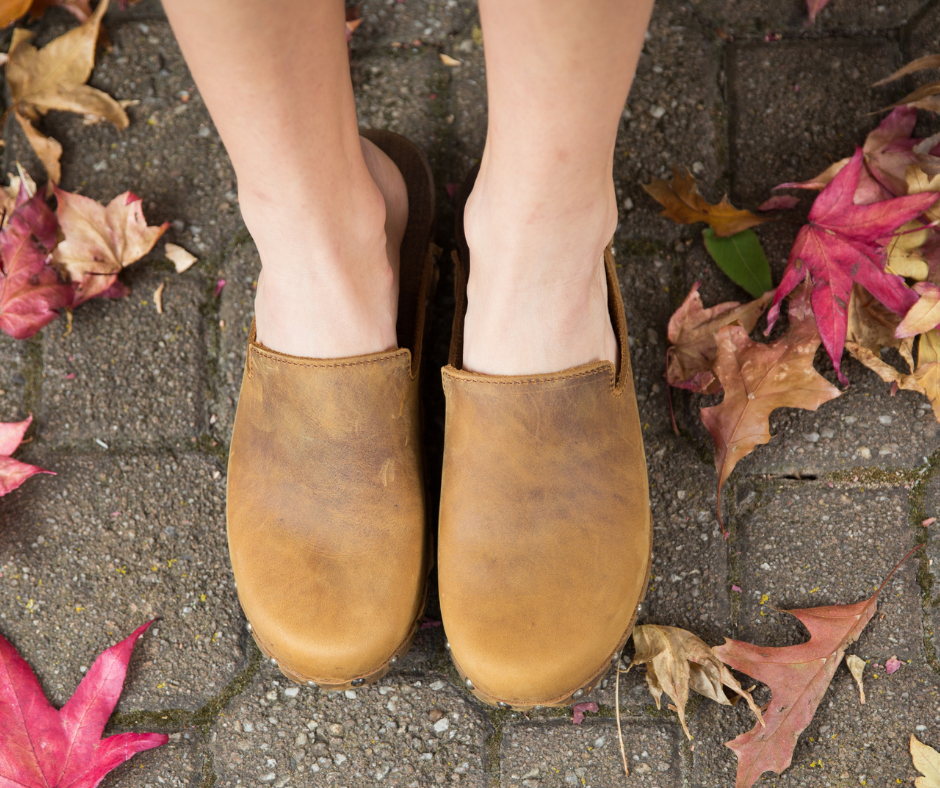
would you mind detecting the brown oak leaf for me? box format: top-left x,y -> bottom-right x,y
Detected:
5,0 -> 127,183
714,552 -> 913,788
666,283 -> 772,394
51,186 -> 168,305
701,283 -> 841,527
628,625 -> 763,740
643,167 -> 768,237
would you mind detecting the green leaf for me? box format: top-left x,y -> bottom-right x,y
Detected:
702,228 -> 773,298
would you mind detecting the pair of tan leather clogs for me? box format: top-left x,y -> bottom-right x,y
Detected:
226,131 -> 651,710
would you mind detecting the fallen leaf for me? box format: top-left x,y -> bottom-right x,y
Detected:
906,166 -> 940,224
0,167 -> 36,226
51,187 -> 168,305
0,620 -> 166,787
5,0 -> 127,182
214,278 -> 225,297
766,148 -> 936,383
915,330 -> 940,421
912,734 -> 940,788
0,415 -> 52,496
897,282 -> 940,337
628,625 -> 763,740
572,701 -> 598,725
702,228 -> 773,298
666,284 -> 772,394
0,0 -> 30,26
714,552 -> 913,788
164,242 -> 196,273
643,167 -> 768,237
758,195 -> 800,211
28,0 -> 93,22
0,185 -> 73,339
874,55 -> 940,114
805,0 -> 831,24
885,220 -> 930,280
702,284 -> 841,527
439,53 -> 461,66
873,54 -> 940,88
885,656 -> 902,674
153,281 -> 164,314
846,654 -> 866,704
924,517 -> 936,527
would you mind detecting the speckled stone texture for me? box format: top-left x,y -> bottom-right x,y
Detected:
0,2 -> 937,788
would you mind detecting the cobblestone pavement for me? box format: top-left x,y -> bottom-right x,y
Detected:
1,1 -> 939,786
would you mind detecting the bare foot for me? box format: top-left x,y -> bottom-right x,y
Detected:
246,136 -> 409,358
460,165 -> 619,376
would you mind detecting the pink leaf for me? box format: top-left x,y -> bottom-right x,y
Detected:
572,701 -> 598,724
0,190 -> 73,339
766,148 -> 935,383
214,279 -> 226,297
732,585 -> 743,593
0,416 -> 53,496
0,620 -> 167,788
923,517 -> 936,527
885,657 -> 902,674
758,195 -> 800,212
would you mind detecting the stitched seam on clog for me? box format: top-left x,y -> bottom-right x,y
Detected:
443,367 -> 615,390
249,346 -> 410,369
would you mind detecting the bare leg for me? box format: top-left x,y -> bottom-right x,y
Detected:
162,0 -> 408,358
463,0 -> 654,375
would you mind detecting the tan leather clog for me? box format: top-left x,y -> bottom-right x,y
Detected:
226,129 -> 436,690
437,172 -> 652,710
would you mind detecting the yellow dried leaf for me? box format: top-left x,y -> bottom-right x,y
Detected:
897,284 -> 940,338
911,734 -> 940,788
629,624 -> 763,740
439,53 -> 461,67
846,654 -> 866,704
886,219 -> 930,280
153,281 -> 164,314
915,330 -> 940,423
643,167 -> 768,237
6,0 -> 127,182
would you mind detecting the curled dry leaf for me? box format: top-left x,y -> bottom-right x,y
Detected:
5,0 -> 127,182
0,0 -> 31,27
0,415 -> 53,496
571,701 -> 598,725
897,282 -> 940,338
702,284 -> 841,527
628,624 -> 763,740
0,620 -> 167,788
0,185 -> 73,339
439,53 -> 461,66
714,551 -> 913,788
666,284 -> 772,394
643,167 -> 768,237
767,148 -> 935,384
164,242 -> 197,273
915,330 -> 940,421
0,167 -> 37,225
906,166 -> 940,225
153,281 -> 164,314
912,734 -> 940,788
845,654 -> 866,704
886,220 -> 931,281
51,186 -> 169,305
758,195 -> 800,212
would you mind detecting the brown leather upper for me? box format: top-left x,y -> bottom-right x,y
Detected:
226,129 -> 435,684
438,247 -> 651,705
228,340 -> 428,682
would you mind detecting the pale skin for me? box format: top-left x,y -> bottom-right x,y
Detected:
162,0 -> 654,374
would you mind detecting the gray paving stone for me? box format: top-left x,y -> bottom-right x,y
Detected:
355,0 -> 477,49
215,242 -> 259,440
40,268 -> 207,447
0,451 -> 244,711
688,0 -> 925,35
617,3 -> 725,243
2,17 -> 239,260
0,334 -> 34,423
728,39 -> 902,208
500,718 -> 683,788
733,483 -> 922,662
449,35 -> 486,175
103,733 -> 204,788
737,365 -> 940,477
690,664 -> 940,788
211,664 -> 491,787
919,473 -> 940,660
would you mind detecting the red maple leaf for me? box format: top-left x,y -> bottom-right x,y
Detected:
766,148 -> 937,383
0,185 -> 73,340
0,415 -> 53,496
0,621 -> 168,788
